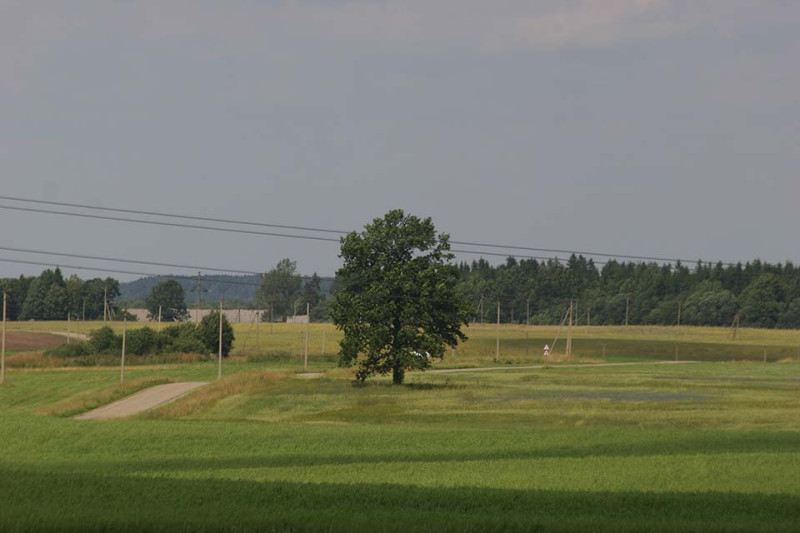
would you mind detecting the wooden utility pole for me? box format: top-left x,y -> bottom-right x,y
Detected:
218,299 -> 224,380
495,302 -> 500,362
120,311 -> 127,384
157,305 -> 162,332
269,304 -> 273,333
103,288 -> 108,323
526,296 -> 530,326
566,302 -> 573,360
321,322 -> 325,356
731,314 -> 740,340
625,297 -> 630,326
256,310 -> 260,350
196,272 -> 202,323
677,301 -> 681,327
1,292 -> 6,385
479,296 -> 485,325
304,303 -> 310,371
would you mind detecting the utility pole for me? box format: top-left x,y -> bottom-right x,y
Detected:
495,302 -> 500,362
196,272 -> 202,323
480,295 -> 484,325
256,309 -> 260,350
625,297 -> 630,327
120,310 -> 127,384
321,322 -> 325,356
1,292 -> 6,385
526,296 -> 530,326
566,302 -> 573,360
103,288 -> 108,323
677,301 -> 681,327
67,312 -> 71,344
304,303 -> 310,371
731,314 -> 740,340
157,305 -> 162,332
218,298 -> 224,380
270,304 -> 273,333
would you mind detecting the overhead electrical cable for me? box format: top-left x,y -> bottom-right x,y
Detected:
0,195 -> 740,266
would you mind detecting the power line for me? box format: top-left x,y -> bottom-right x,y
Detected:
0,194 -> 348,234
0,204 -> 342,243
0,205 -> 601,265
0,257 -> 263,288
0,245 -> 265,276
0,195 -> 740,266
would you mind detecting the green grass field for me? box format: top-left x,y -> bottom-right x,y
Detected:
1,324 -> 799,531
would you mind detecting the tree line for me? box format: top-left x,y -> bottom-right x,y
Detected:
0,269 -> 120,321
458,256 -> 800,328
4,254 -> 800,329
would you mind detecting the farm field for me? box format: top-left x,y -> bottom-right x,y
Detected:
1,346 -> 799,531
6,321 -> 800,369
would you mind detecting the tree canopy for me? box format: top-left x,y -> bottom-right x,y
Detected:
256,259 -> 302,319
145,279 -> 190,322
330,210 -> 470,384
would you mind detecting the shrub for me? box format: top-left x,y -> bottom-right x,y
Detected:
126,327 -> 160,356
45,341 -> 93,358
160,323 -> 206,354
89,326 -> 121,354
198,311 -> 235,357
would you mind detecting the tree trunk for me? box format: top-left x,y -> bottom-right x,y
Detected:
392,362 -> 405,385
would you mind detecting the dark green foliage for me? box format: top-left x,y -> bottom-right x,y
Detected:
739,273 -> 785,328
256,258 -> 302,319
89,326 -> 122,353
145,279 -> 189,322
45,341 -> 93,358
197,311 -> 235,357
331,210 -> 470,384
125,327 -> 160,356
457,257 -> 800,328
160,323 -> 206,354
681,282 -> 738,326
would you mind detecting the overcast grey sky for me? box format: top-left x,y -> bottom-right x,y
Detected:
1,1 -> 798,283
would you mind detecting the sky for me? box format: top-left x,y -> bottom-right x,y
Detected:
1,1 -> 798,284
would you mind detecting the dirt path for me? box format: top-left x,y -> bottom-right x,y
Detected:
74,382 -> 207,420
430,360 -> 700,374
17,329 -> 90,342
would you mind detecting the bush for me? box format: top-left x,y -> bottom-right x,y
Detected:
198,311 -> 235,357
161,323 -> 206,354
90,326 -> 121,354
126,327 -> 160,356
46,341 -> 93,358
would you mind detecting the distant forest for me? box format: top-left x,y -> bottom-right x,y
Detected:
2,256 -> 799,328
458,256 -> 800,328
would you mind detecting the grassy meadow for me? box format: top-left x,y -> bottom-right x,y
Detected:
1,323 -> 799,531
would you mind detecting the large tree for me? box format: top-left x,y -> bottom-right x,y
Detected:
330,210 -> 470,384
146,279 -> 190,322
257,258 -> 302,319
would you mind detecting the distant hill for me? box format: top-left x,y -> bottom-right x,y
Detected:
119,274 -> 334,306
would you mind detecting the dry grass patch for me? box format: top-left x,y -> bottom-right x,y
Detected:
39,376 -> 174,417
145,371 -> 286,418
